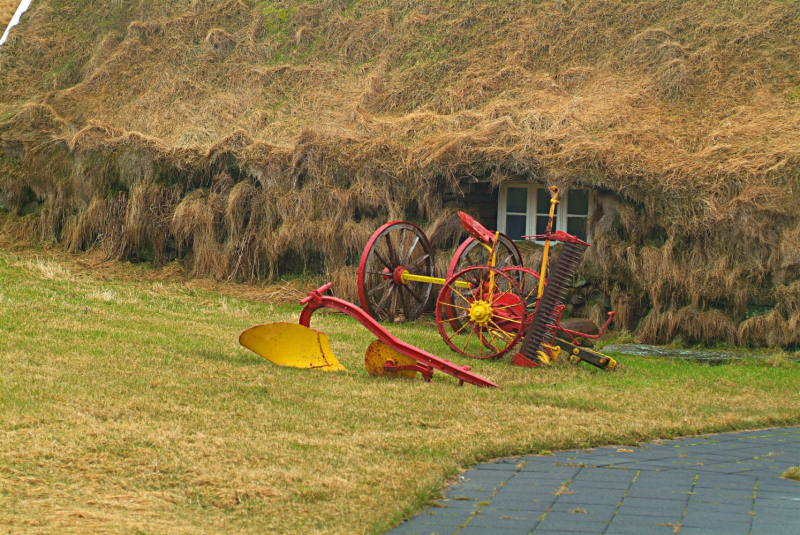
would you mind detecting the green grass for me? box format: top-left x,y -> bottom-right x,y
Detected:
1,250 -> 800,534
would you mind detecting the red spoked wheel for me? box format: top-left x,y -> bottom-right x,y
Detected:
358,221 -> 435,322
502,267 -> 543,329
436,266 -> 526,359
447,232 -> 522,279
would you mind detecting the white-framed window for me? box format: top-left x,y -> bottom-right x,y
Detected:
497,183 -> 595,242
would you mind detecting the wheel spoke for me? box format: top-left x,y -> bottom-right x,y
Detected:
438,311 -> 469,324
406,253 -> 430,272
492,302 -> 523,310
466,246 -> 480,267
403,284 -> 424,303
397,228 -> 407,263
402,235 -> 420,265
398,286 -> 412,319
443,315 -> 471,336
373,248 -> 393,270
438,301 -> 469,311
486,328 -> 501,350
385,232 -> 400,267
389,287 -> 398,319
447,283 -> 473,305
367,277 -> 393,296
374,285 -> 394,316
496,253 -> 514,269
461,326 -> 476,354
488,320 -> 515,340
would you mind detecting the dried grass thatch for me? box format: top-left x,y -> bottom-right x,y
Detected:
1,0 -> 799,345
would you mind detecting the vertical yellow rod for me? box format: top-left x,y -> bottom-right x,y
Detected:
488,231 -> 499,302
536,186 -> 560,302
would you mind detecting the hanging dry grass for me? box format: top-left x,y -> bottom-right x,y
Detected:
1,0 -> 799,345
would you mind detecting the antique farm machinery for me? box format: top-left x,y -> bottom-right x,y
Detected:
240,283 -> 499,388
239,187 -> 617,388
357,186 -> 618,369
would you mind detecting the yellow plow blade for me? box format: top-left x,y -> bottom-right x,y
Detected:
239,323 -> 346,371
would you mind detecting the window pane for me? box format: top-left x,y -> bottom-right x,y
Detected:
536,188 -> 555,214
567,189 -> 589,215
506,187 -> 527,214
567,216 -> 588,241
536,215 -> 552,235
506,214 -> 526,240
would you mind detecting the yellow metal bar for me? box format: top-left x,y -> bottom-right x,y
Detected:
536,186 -> 560,301
401,272 -> 471,288
488,231 -> 499,301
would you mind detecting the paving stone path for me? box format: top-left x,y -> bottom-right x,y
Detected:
388,427 -> 800,535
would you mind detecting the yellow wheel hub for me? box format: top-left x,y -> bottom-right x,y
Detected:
468,300 -> 493,326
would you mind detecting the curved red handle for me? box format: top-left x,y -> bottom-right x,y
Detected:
298,284 -> 499,388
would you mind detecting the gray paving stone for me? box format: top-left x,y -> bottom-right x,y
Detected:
571,469 -> 638,481
491,492 -> 554,503
485,503 -> 551,513
538,509 -> 615,524
618,496 -> 687,513
458,526 -> 530,535
694,475 -> 757,489
553,492 -> 622,506
685,501 -> 752,515
567,481 -> 631,491
548,502 -> 617,516
532,518 -> 609,533
608,512 -> 684,525
624,488 -> 692,501
431,500 -> 481,511
466,515 -> 535,532
754,499 -> 800,512
406,513 -> 468,527
689,488 -> 753,501
751,519 -> 800,535
604,524 -> 680,535
681,510 -> 753,532
679,528 -> 743,535
443,492 -> 492,503
753,489 -> 800,501
391,517 -> 458,534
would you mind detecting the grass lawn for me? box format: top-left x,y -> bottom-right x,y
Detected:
1,248 -> 800,534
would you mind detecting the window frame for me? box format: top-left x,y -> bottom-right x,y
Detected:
497,183 -> 596,243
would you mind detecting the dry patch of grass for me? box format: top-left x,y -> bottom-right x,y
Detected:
0,0 -> 17,32
1,251 -> 800,534
784,467 -> 800,482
